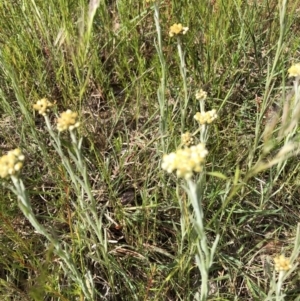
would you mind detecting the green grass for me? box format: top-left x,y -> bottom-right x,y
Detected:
1,0 -> 300,300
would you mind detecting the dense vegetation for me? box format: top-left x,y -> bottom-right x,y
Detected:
0,0 -> 300,300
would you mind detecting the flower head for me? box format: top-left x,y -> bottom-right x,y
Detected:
169,23 -> 189,37
195,89 -> 207,101
288,63 -> 300,78
33,98 -> 54,116
181,132 -> 194,146
0,148 -> 25,178
274,255 -> 292,272
162,143 -> 208,179
57,110 -> 80,132
194,109 -> 217,125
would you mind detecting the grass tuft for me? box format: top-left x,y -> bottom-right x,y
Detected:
1,0 -> 300,300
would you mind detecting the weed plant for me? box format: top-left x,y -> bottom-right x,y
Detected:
1,0 -> 300,300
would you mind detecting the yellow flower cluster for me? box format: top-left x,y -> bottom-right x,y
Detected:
181,132 -> 194,146
169,23 -> 189,37
0,149 -> 24,178
288,63 -> 300,77
33,98 -> 54,116
194,109 -> 217,125
57,110 -> 80,132
195,89 -> 207,101
161,143 -> 208,179
274,255 -> 292,272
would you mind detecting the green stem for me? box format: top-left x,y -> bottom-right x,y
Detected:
248,0 -> 287,169
177,37 -> 188,133
10,176 -> 93,300
154,2 -> 167,152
